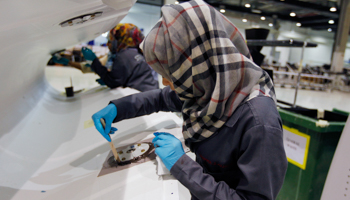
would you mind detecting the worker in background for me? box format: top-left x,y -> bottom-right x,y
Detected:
91,0 -> 287,199
50,23 -> 159,92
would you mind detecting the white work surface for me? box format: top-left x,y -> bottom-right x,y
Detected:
0,85 -> 193,200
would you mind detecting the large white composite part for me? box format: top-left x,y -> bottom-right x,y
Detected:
0,0 -> 191,199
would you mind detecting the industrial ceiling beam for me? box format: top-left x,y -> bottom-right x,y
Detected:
298,16 -> 333,24
301,24 -> 338,29
258,0 -> 339,18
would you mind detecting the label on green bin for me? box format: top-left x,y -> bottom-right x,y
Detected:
283,125 -> 310,170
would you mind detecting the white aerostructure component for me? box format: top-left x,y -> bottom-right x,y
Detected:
321,117 -> 350,200
0,1 -> 190,199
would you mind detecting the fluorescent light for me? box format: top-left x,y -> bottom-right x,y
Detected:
242,19 -> 248,22
219,5 -> 225,13
328,19 -> 334,24
330,7 -> 336,12
245,3 -> 251,8
290,12 -> 296,17
261,16 -> 266,20
252,9 -> 262,14
296,23 -> 301,27
269,23 -> 273,27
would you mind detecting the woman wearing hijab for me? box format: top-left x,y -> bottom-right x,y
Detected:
51,23 -> 159,92
92,1 -> 287,199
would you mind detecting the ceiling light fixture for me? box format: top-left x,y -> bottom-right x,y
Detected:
242,19 -> 248,22
269,23 -> 273,27
328,28 -> 332,32
219,5 -> 225,13
290,12 -> 296,17
252,9 -> 262,14
245,3 -> 251,8
296,23 -> 301,27
330,7 -> 337,12
261,16 -> 266,20
328,19 -> 335,24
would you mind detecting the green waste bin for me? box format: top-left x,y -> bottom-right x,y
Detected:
276,107 -> 348,200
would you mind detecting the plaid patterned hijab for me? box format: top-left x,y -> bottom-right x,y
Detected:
109,23 -> 144,52
140,0 -> 276,142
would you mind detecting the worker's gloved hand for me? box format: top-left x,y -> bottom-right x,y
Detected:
92,104 -> 117,142
152,132 -> 185,171
96,78 -> 106,86
81,47 -> 97,61
109,127 -> 117,135
52,54 -> 69,65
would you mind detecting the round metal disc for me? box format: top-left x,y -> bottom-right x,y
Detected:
117,143 -> 151,162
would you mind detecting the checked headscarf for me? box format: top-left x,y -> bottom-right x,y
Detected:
140,0 -> 276,143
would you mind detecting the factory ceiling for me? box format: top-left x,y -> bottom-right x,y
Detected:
137,0 -> 343,33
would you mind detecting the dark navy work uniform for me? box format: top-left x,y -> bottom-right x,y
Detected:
91,48 -> 159,92
111,86 -> 287,200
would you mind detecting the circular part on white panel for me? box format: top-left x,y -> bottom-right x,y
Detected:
117,143 -> 151,162
107,142 -> 155,167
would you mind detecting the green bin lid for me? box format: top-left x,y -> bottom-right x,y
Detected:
278,108 -> 347,133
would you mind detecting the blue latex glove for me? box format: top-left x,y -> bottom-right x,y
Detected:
152,132 -> 185,171
81,47 -> 97,61
52,54 -> 69,65
92,104 -> 117,142
96,78 -> 106,86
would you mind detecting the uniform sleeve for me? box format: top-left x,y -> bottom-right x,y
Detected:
90,57 -> 128,88
110,86 -> 183,123
171,125 -> 287,200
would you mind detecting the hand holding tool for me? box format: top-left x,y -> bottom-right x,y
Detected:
92,104 -> 117,142
100,118 -> 121,163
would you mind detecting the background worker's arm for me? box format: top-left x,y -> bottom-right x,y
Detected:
89,57 -> 127,88
82,47 -> 127,88
50,54 -> 94,72
51,54 -> 83,70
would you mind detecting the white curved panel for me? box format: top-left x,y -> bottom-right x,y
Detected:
0,0 -> 130,135
321,117 -> 350,200
0,1 -> 188,199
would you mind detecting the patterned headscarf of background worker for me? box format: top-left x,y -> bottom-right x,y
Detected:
108,23 -> 144,53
